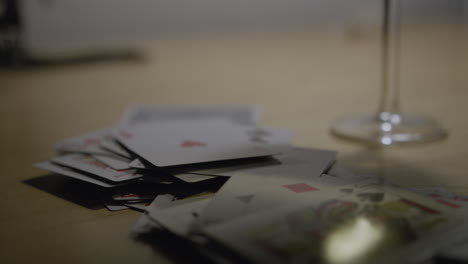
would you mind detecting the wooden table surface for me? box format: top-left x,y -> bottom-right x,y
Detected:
0,20 -> 466,263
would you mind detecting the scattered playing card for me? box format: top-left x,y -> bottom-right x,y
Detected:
202,185 -> 468,264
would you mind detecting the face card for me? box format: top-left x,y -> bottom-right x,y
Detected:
51,154 -> 143,182
114,119 -> 277,167
202,185 -> 468,264
34,161 -> 126,188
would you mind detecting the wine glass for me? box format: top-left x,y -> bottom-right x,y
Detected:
330,0 -> 447,145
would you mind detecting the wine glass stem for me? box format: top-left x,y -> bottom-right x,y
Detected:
378,0 -> 401,121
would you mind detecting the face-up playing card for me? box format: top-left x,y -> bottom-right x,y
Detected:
114,119 -> 278,167
119,105 -> 258,127
54,128 -> 111,155
34,161 -> 126,188
202,185 -> 468,264
99,138 -> 133,159
127,126 -> 292,171
51,154 -> 143,182
91,154 -> 131,170
409,187 -> 468,210
145,193 -> 214,236
195,173 -> 339,228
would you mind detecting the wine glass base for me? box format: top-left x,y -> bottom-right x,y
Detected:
331,114 -> 448,145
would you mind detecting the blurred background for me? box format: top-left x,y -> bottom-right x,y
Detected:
0,0 -> 466,61
0,0 -> 467,193
0,0 -> 466,158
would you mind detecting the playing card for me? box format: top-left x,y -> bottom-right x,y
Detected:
119,105 -> 258,126
102,198 -> 130,211
202,185 -> 468,264
239,147 -> 336,178
99,138 -> 133,159
164,147 -> 335,184
172,173 -> 219,183
409,187 -> 468,210
128,159 -> 146,169
54,128 -> 111,155
132,214 -> 163,235
195,173 -> 340,228
34,161 -> 126,188
176,147 -> 336,180
114,119 -> 278,167
318,173 -> 372,186
112,192 -> 156,202
127,127 -> 292,171
124,201 -> 151,211
51,154 -> 143,182
146,193 -> 214,236
246,128 -> 292,149
91,154 -> 131,170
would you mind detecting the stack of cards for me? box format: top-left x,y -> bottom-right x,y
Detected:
33,105 -> 468,263
35,105 -> 295,211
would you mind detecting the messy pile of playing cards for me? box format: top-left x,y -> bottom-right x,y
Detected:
34,106 -> 468,264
